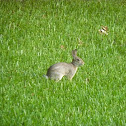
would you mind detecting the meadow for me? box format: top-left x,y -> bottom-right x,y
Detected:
0,0 -> 126,125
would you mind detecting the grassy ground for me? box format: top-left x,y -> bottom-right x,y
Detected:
1,0 -> 126,125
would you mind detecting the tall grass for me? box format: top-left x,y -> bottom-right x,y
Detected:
1,0 -> 126,125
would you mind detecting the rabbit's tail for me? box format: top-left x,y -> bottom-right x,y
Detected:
43,74 -> 48,79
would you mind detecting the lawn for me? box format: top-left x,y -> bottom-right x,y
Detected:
0,0 -> 126,125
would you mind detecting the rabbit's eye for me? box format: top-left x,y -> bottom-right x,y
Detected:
77,59 -> 80,61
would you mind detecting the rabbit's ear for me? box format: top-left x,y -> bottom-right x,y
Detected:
72,49 -> 77,57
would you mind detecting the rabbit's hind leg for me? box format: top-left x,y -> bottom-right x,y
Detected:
56,74 -> 64,81
51,73 -> 64,81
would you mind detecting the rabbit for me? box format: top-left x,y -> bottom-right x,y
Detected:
44,49 -> 84,81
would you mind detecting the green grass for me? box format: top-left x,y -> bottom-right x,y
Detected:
1,0 -> 126,125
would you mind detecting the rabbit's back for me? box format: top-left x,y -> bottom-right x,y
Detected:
46,62 -> 77,81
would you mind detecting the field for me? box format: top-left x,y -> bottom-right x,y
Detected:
0,0 -> 126,125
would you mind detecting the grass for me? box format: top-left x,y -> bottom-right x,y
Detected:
0,0 -> 126,125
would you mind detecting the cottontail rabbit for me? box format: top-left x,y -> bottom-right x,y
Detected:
44,49 -> 84,81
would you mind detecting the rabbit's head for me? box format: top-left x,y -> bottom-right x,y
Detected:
72,49 -> 84,67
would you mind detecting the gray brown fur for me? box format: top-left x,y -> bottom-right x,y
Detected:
45,49 -> 84,81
